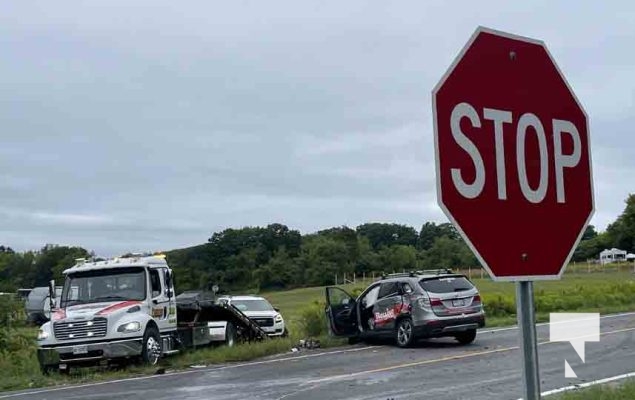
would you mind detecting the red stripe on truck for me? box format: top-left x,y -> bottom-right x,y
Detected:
96,301 -> 142,315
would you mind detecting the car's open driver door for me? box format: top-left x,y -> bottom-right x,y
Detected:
325,287 -> 358,337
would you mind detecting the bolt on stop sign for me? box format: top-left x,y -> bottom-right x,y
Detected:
432,27 -> 594,281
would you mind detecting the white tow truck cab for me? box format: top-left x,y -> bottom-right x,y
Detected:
37,254 -> 268,373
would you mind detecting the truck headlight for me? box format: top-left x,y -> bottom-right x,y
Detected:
37,329 -> 49,341
117,321 -> 141,333
274,314 -> 283,323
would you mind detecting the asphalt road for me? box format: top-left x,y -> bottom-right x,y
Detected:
5,313 -> 635,400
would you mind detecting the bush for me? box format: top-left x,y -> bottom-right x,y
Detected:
482,294 -> 516,317
299,301 -> 327,337
482,281 -> 635,319
0,296 -> 45,391
0,295 -> 26,328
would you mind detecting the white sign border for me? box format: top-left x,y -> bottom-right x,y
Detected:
431,26 -> 595,282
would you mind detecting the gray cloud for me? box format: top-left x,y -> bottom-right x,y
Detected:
0,1 -> 633,256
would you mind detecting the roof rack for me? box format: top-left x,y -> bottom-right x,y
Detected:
415,269 -> 454,275
381,271 -> 416,279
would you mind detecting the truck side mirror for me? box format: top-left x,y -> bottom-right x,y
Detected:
165,271 -> 173,299
49,279 -> 56,310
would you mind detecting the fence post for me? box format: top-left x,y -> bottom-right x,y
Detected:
372,271 -> 375,281
468,266 -> 472,280
480,269 -> 484,279
335,274 -> 338,285
587,262 -> 591,274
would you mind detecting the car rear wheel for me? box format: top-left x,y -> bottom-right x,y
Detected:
395,318 -> 415,348
455,329 -> 477,345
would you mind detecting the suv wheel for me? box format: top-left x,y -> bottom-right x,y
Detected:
455,329 -> 477,345
395,318 -> 415,348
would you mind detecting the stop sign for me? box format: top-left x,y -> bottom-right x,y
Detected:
432,27 -> 594,281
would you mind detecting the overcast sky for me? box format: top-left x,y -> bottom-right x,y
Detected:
1,1 -> 633,256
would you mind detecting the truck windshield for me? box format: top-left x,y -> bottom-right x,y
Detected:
61,267 -> 146,308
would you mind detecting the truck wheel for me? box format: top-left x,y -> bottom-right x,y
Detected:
455,329 -> 477,345
141,326 -> 162,365
395,318 -> 415,348
225,323 -> 236,347
39,364 -> 53,375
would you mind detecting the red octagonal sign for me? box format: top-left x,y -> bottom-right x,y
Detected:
433,27 -> 594,281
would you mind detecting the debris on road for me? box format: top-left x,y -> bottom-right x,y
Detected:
291,338 -> 321,352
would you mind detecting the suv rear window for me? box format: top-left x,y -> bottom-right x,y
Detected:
419,276 -> 474,293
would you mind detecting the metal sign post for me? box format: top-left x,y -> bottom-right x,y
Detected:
516,281 -> 540,400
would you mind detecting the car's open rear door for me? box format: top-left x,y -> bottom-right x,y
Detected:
325,287 -> 358,337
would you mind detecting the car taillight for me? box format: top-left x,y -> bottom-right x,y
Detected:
430,298 -> 443,307
472,295 -> 483,310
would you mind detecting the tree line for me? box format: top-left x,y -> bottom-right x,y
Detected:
573,194 -> 635,262
166,222 -> 477,292
1,194 -> 634,293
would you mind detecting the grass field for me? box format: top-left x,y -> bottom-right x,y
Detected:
1,269 -> 634,393
555,380 -> 635,399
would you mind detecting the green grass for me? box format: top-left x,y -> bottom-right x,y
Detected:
555,380 -> 635,399
1,270 -> 634,393
474,271 -> 635,326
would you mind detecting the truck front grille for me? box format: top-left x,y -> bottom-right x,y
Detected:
54,318 -> 108,340
252,317 -> 274,327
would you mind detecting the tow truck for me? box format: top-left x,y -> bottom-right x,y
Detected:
36,254 -> 269,373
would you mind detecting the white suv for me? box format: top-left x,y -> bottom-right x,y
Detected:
224,296 -> 287,337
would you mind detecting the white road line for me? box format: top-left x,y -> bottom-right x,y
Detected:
0,346 -> 377,399
306,326 -> 635,385
478,311 -> 635,335
516,371 -> 635,399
